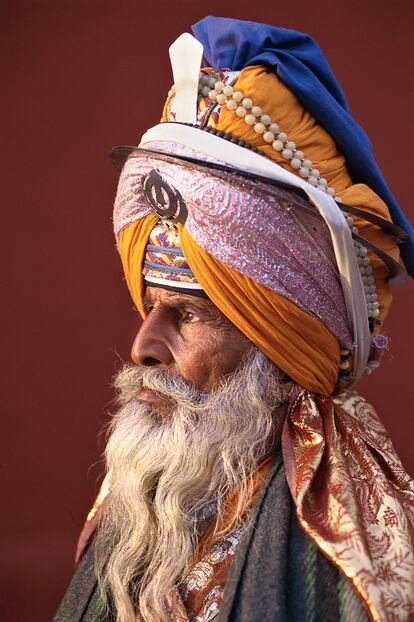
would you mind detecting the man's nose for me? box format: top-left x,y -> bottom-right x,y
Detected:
130,312 -> 173,367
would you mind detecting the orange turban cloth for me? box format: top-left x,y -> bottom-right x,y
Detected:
116,65 -> 399,396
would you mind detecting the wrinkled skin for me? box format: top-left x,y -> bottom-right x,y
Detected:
131,287 -> 253,392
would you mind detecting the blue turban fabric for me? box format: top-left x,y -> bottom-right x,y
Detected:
192,16 -> 414,276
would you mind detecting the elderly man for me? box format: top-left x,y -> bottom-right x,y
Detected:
55,16 -> 414,622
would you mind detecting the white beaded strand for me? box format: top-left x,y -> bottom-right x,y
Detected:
198,75 -> 337,199
345,216 -> 380,320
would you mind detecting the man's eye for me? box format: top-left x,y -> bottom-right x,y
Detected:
181,310 -> 200,323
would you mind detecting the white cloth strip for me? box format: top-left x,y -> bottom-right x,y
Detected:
145,275 -> 204,290
140,123 -> 371,381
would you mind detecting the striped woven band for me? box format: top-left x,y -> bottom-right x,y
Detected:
143,219 -> 206,296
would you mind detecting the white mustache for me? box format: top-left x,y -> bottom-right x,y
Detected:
114,364 -> 204,407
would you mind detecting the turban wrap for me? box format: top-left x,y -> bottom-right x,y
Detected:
108,17 -> 414,622
116,64 -> 400,396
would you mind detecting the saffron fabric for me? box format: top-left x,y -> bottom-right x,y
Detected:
179,224 -> 341,395
191,16 -> 414,275
161,64 -> 400,330
118,217 -> 341,395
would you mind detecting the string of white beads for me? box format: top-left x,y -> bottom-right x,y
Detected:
345,215 -> 379,319
198,75 -> 337,199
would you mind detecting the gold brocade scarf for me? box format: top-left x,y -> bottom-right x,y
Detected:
282,389 -> 414,621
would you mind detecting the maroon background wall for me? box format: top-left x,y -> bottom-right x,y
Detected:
1,1 -> 413,620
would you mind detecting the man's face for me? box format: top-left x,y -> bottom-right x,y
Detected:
131,286 -> 252,400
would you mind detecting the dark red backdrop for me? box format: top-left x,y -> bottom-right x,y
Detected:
1,1 -> 413,620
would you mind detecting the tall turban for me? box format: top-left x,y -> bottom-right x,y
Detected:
114,34 -> 404,396
108,17 -> 414,622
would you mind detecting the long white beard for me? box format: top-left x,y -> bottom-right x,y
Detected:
94,348 -> 287,622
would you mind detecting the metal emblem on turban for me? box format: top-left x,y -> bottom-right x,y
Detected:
142,169 -> 188,224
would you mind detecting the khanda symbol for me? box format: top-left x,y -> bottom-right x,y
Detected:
142,168 -> 188,224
